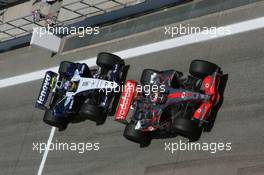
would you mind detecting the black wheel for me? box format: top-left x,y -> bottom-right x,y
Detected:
43,109 -> 67,131
140,69 -> 160,84
59,61 -> 77,76
96,52 -> 124,69
123,122 -> 151,147
189,60 -> 219,78
173,118 -> 202,142
79,104 -> 107,125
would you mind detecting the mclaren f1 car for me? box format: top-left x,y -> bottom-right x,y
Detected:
115,60 -> 225,147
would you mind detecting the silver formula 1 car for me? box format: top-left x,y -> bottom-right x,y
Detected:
115,60 -> 227,147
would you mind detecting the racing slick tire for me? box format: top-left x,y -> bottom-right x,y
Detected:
140,69 -> 160,84
123,122 -> 151,147
79,104 -> 107,125
59,61 -> 77,76
43,109 -> 67,131
96,52 -> 124,69
172,118 -> 202,142
189,60 -> 219,78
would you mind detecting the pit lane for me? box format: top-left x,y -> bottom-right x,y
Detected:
0,2 -> 264,175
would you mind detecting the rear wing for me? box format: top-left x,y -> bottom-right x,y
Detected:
35,71 -> 58,110
115,80 -> 137,124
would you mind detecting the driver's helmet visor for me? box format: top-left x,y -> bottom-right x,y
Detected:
56,80 -> 64,89
56,80 -> 77,92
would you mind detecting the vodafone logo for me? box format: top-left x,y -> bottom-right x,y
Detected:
115,81 -> 136,122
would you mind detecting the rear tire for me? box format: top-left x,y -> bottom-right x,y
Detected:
79,104 -> 107,125
43,109 -> 67,131
173,118 -> 202,142
96,52 -> 124,69
123,122 -> 151,147
59,61 -> 77,76
140,69 -> 160,84
189,60 -> 219,78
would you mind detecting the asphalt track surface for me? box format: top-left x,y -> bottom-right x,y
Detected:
1,4 -> 264,175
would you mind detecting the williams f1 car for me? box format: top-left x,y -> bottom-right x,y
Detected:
35,52 -> 128,131
115,60 -> 225,147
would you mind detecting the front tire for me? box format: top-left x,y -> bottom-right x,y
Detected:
123,122 -> 151,147
79,104 -> 107,125
173,118 -> 202,142
189,60 -> 219,78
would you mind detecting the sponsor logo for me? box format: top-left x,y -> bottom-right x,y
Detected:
37,74 -> 51,105
100,80 -> 116,89
82,79 -> 96,86
115,80 -> 136,122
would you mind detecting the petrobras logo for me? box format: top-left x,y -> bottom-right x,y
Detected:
37,73 -> 51,105
115,80 -> 136,122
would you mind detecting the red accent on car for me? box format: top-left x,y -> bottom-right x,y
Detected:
193,72 -> 220,121
115,80 -> 137,124
168,92 -> 182,99
168,92 -> 193,99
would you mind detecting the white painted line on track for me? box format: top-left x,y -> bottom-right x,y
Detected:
0,16 -> 263,175
1,16 -> 264,88
37,127 -> 56,175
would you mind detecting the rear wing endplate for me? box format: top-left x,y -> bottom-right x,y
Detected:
35,71 -> 57,110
